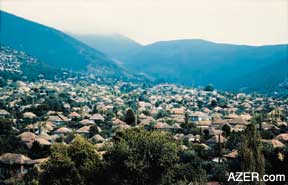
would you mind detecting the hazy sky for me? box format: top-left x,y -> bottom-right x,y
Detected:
1,0 -> 288,45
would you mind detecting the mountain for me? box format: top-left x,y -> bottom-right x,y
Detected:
123,39 -> 288,92
0,11 -> 126,77
74,34 -> 142,63
237,60 -> 288,93
0,45 -> 67,83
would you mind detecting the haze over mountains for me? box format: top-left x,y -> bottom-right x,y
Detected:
0,11 -> 127,78
76,35 -> 288,92
75,34 -> 142,63
1,10 -> 287,93
126,40 -> 288,91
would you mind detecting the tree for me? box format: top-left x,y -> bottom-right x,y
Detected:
210,99 -> 217,108
239,124 -> 265,185
40,143 -> 83,185
40,136 -> 102,185
67,135 -> 102,184
0,119 -> 28,155
29,141 -> 50,159
252,113 -> 264,131
124,108 -> 136,125
156,109 -> 169,119
184,111 -> 189,124
89,124 -> 100,137
226,131 -> 241,150
222,124 -> 231,137
104,128 -> 179,185
204,84 -> 214,91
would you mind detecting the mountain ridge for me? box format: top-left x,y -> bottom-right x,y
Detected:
74,33 -> 142,63
0,10 -> 127,78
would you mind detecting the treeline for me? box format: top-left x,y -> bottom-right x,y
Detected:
2,126 -> 283,185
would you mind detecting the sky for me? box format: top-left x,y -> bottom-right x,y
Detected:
1,0 -> 288,45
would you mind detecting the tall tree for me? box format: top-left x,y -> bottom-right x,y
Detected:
124,108 -> 136,125
239,124 -> 265,185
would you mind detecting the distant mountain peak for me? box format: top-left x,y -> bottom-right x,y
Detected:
74,33 -> 142,61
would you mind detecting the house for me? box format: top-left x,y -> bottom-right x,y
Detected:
173,133 -> 185,140
171,123 -> 181,130
183,134 -> 200,143
33,138 -> 51,148
170,114 -> 185,124
89,134 -> 105,144
197,120 -> 212,129
116,123 -> 131,130
37,133 -> 53,142
18,132 -> 51,148
68,111 -> 81,119
232,124 -> 246,132
82,105 -> 92,113
224,150 -> 238,159
188,111 -> 210,122
47,114 -> 69,125
90,113 -> 104,123
0,109 -> 10,118
153,122 -> 172,130
206,135 -> 227,144
170,107 -> 185,115
138,117 -> 156,127
112,118 -> 126,125
262,139 -> 285,148
23,112 -> 36,119
208,127 -> 223,136
0,153 -> 48,179
274,133 -> 288,142
0,153 -> 33,178
211,119 -> 228,128
76,126 -> 90,137
25,121 -> 55,134
18,132 -> 36,145
224,113 -> 239,119
228,117 -> 248,126
261,123 -> 279,130
79,119 -> 94,125
138,113 -> 147,120
54,127 -> 72,136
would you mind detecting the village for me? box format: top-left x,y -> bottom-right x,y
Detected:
0,79 -> 287,185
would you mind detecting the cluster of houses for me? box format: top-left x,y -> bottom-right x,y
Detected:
0,46 -> 24,74
0,80 -> 287,181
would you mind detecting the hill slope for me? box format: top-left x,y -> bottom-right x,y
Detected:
0,45 -> 67,83
74,34 -> 142,63
124,39 -> 288,91
0,11 -> 125,77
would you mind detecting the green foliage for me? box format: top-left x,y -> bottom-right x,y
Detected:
89,124 -> 100,137
124,108 -> 136,125
29,141 -> 50,159
0,119 -> 28,155
181,122 -> 201,135
40,149 -> 83,185
104,128 -> 179,185
105,110 -> 115,121
222,124 -> 231,137
204,84 -> 214,91
156,109 -> 169,119
262,145 -> 288,185
260,130 -> 276,139
40,136 -> 102,185
239,124 -> 265,185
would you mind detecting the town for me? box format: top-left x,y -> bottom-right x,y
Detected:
0,78 -> 287,185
